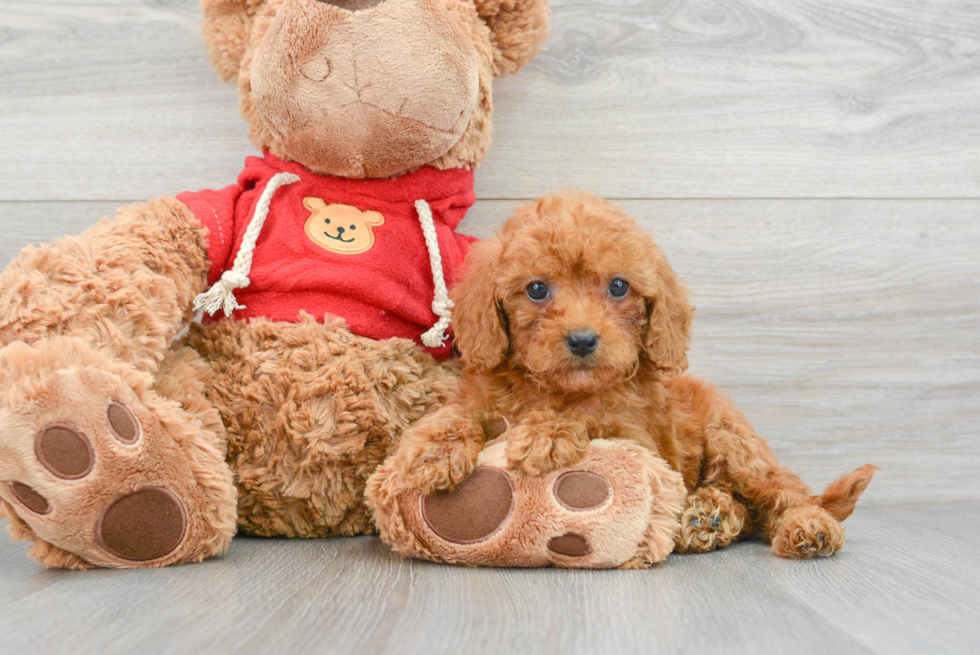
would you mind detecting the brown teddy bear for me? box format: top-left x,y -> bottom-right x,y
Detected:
0,0 -> 556,569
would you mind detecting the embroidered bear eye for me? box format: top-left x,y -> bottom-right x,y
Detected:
608,278 -> 630,298
325,219 -> 331,225
350,225 -> 356,230
526,281 -> 549,302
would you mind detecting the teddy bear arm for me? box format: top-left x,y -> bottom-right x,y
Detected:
0,196 -> 209,373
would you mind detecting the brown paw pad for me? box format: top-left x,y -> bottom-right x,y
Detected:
422,467 -> 513,544
548,532 -> 591,557
95,487 -> 187,561
10,482 -> 51,515
35,425 -> 94,480
107,402 -> 140,444
554,471 -> 610,511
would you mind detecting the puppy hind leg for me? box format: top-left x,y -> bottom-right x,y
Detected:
700,409 -> 846,558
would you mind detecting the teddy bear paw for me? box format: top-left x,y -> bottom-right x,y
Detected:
370,439 -> 687,569
0,339 -> 234,568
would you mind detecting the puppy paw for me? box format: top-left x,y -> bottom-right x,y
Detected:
676,487 -> 749,554
400,437 -> 481,495
504,420 -> 589,477
770,505 -> 845,558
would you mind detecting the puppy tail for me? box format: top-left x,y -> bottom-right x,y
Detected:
816,464 -> 879,522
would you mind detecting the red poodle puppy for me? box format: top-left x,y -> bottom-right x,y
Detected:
392,191 -> 876,558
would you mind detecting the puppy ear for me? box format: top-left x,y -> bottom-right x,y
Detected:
475,0 -> 551,77
644,255 -> 693,375
451,239 -> 508,371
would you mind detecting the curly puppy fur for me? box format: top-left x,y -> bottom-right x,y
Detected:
391,191 -> 877,558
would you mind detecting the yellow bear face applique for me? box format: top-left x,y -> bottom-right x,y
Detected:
303,197 -> 385,255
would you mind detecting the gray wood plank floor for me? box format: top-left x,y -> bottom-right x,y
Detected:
1,0 -> 978,653
2,504 -> 978,655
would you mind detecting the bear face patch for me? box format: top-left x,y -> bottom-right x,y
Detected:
303,197 -> 385,255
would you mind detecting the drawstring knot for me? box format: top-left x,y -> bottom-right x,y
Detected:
416,199 -> 453,348
193,172 -> 300,316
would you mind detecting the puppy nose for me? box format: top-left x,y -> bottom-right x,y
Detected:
565,330 -> 599,358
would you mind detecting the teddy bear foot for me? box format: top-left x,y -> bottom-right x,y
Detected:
368,438 -> 688,569
0,338 -> 237,568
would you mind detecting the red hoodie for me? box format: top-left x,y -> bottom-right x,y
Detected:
177,153 -> 477,360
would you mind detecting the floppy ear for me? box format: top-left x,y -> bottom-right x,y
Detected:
474,0 -> 551,77
644,254 -> 693,375
201,0 -> 265,82
451,238 -> 509,371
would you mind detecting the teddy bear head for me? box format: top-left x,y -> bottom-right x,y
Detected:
201,0 -> 550,179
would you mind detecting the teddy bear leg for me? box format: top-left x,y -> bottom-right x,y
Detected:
675,486 -> 752,554
368,438 -> 687,569
0,338 -> 237,569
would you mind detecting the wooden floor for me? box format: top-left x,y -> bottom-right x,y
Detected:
1,0 -> 979,653
0,503 -> 977,655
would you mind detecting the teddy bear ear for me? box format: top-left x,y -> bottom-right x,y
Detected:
201,0 -> 264,82
475,0 -> 551,77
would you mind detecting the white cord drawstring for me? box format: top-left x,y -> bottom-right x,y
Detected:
193,172 -> 301,316
194,181 -> 453,348
416,199 -> 453,348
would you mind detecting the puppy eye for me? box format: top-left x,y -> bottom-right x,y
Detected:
608,278 -> 630,298
526,281 -> 550,302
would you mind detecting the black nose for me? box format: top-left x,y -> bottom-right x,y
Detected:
336,226 -> 345,234
565,331 -> 599,358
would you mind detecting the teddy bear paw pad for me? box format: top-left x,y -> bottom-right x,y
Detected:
547,532 -> 591,557
96,487 -> 186,561
421,467 -> 513,543
553,471 -> 610,511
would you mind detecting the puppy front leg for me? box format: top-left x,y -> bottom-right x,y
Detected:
505,410 -> 590,476
388,404 -> 486,495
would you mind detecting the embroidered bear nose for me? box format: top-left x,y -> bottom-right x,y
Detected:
336,226 -> 345,234
565,330 -> 599,358
314,0 -> 385,11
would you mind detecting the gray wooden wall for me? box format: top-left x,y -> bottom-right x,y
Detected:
1,0 -> 977,506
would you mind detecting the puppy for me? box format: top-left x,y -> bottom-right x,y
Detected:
393,191 -> 876,558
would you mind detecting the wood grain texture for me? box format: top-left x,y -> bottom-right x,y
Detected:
2,1 -> 980,200
0,504 -> 977,655
1,199 -> 977,505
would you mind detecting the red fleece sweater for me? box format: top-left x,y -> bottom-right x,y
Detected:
177,153 -> 477,360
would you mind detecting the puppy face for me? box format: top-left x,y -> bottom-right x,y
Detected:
453,191 -> 693,395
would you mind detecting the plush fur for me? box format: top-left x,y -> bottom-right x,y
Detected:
375,191 -> 876,560
0,0 -> 549,569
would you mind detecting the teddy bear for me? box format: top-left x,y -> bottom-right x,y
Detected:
0,0 -> 561,569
